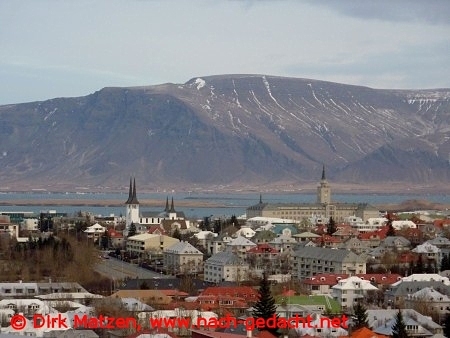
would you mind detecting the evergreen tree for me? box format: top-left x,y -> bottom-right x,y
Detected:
128,222 -> 136,237
327,216 -> 337,235
414,255 -> 424,274
443,312 -> 450,338
442,253 -> 450,272
253,273 -> 278,336
386,214 -> 396,237
392,309 -> 409,338
213,219 -> 222,234
352,301 -> 369,330
230,215 -> 240,229
172,228 -> 182,240
101,231 -> 110,250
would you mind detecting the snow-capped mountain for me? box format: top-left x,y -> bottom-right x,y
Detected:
1,74 -> 449,192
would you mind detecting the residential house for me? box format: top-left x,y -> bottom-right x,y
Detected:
108,228 -> 124,248
293,231 -> 321,243
225,236 -> 257,259
292,247 -> 366,279
246,243 -> 279,270
251,230 -> 277,244
381,236 -> 411,252
271,224 -> 299,236
368,309 -> 443,338
194,231 -> 217,247
268,232 -> 297,252
392,220 -> 417,230
384,280 -> 450,308
197,286 -> 259,316
338,237 -> 372,255
203,251 -> 250,284
83,223 -> 105,241
330,276 -> 378,311
304,273 -> 401,296
404,287 -> 450,321
207,233 -> 234,255
425,236 -> 450,256
331,224 -> 359,241
234,226 -> 256,238
412,242 -> 441,266
163,241 -> 204,275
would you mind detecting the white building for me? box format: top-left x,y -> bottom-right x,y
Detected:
331,276 -> 378,311
84,223 -> 106,241
234,226 -> 256,238
392,220 -> 417,230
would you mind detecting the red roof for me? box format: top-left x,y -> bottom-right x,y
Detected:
304,273 -> 402,286
247,243 -> 279,254
159,290 -> 189,297
200,286 -> 259,299
358,226 -> 389,240
434,219 -> 450,228
108,228 -> 123,238
148,225 -> 167,235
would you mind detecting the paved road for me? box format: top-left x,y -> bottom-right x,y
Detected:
94,257 -> 173,280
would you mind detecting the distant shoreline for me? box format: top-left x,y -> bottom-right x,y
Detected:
1,198 -> 449,213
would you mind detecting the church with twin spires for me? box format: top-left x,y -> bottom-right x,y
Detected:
124,178 -> 190,235
246,166 -> 378,222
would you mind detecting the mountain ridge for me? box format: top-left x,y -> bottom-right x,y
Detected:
1,74 -> 449,193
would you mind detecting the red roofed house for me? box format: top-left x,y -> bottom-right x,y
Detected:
200,286 -> 259,305
314,234 -> 341,248
246,243 -> 279,269
108,228 -> 124,248
304,273 -> 402,295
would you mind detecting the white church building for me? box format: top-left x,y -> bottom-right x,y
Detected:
124,178 -> 190,236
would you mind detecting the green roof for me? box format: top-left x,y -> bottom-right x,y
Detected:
275,295 -> 341,313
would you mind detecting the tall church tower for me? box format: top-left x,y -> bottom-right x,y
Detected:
317,165 -> 331,205
125,177 -> 140,228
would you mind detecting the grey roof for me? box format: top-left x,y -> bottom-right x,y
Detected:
426,236 -> 450,246
120,278 -> 210,295
164,241 -> 203,255
382,236 -> 411,247
368,309 -> 441,334
205,251 -> 247,266
386,281 -> 450,297
293,246 -> 366,263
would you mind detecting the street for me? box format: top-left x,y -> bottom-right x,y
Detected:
94,256 -> 173,280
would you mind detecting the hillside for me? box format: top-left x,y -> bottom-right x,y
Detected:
0,74 -> 449,192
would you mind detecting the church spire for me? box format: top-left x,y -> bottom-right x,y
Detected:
165,196 -> 169,212
125,177 -> 132,204
127,177 -> 139,204
321,164 -> 326,181
169,197 -> 176,213
259,194 -> 263,204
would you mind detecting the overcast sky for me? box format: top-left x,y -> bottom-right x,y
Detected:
1,0 -> 449,105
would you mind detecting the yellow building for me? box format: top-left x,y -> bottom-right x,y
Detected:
126,233 -> 179,257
